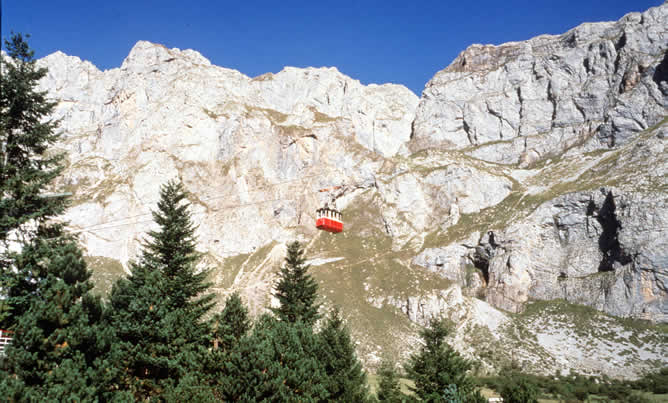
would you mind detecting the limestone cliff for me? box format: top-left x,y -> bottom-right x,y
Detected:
29,3 -> 668,377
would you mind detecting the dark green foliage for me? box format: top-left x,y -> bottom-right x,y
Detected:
499,373 -> 539,403
201,292 -> 251,397
161,373 -> 218,403
271,241 -> 320,325
142,180 -> 213,312
212,291 -> 250,352
0,232 -> 116,400
479,368 -> 668,402
318,307 -> 371,401
106,180 -> 215,400
405,318 -> 483,402
376,360 -> 405,403
0,34 -> 119,400
217,314 -> 329,401
633,366 -> 668,394
623,392 -> 653,403
0,33 -> 69,329
0,33 -> 66,245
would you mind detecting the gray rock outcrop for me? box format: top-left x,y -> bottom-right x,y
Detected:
411,4 -> 667,166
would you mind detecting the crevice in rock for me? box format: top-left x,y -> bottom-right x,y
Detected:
652,51 -> 668,95
471,251 -> 490,285
563,32 -> 577,48
583,57 -> 592,74
470,231 -> 498,285
615,33 -> 627,51
573,99 -> 587,121
380,215 -> 393,236
595,191 -> 632,272
613,47 -> 624,75
486,101 -> 514,139
463,118 -> 475,145
516,88 -> 525,136
547,81 -> 558,128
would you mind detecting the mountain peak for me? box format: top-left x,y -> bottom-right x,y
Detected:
121,40 -> 211,71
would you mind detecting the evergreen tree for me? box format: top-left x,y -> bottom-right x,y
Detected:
203,292 -> 251,398
218,314 -> 329,401
142,180 -> 213,312
0,33 -> 66,245
0,33 -> 70,328
212,291 -> 250,352
318,307 -> 371,401
0,230 -> 121,400
106,180 -> 215,399
376,360 -> 405,403
0,34 -> 121,400
405,318 -> 485,402
500,373 -> 539,403
271,241 -> 320,325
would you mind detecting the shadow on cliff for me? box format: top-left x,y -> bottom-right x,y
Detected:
652,51 -> 668,94
588,191 -> 632,272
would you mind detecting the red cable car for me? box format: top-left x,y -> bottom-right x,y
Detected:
315,205 -> 343,233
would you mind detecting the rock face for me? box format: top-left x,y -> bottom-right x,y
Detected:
411,4 -> 667,166
25,2 -> 668,377
39,42 -> 418,267
485,187 -> 668,322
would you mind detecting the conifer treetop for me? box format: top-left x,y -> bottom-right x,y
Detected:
271,241 -> 320,325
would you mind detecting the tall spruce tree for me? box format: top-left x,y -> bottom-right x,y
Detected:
0,33 -> 65,245
271,241 -> 320,325
318,307 -> 371,401
0,33 -> 70,327
0,34 -> 119,400
405,318 -> 485,402
107,180 -> 215,400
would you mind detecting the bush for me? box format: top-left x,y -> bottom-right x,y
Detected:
623,391 -> 653,403
500,374 -> 539,403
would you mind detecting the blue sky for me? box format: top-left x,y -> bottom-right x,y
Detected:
2,0 -> 662,95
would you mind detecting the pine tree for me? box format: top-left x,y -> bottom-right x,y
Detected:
271,241 -> 320,325
143,180 -> 212,312
405,318 -> 485,402
0,33 -> 70,328
0,34 -> 120,400
318,307 -> 371,401
0,33 -> 66,245
218,314 -> 329,401
203,292 -> 251,398
0,231 -> 120,400
106,180 -> 215,399
212,291 -> 250,352
376,360 -> 405,402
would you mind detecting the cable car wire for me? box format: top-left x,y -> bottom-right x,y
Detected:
46,173 -> 359,239
62,172 -> 338,234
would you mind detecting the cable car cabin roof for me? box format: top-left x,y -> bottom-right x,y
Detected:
315,207 -> 342,217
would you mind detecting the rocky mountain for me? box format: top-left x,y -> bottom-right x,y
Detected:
33,3 -> 666,377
